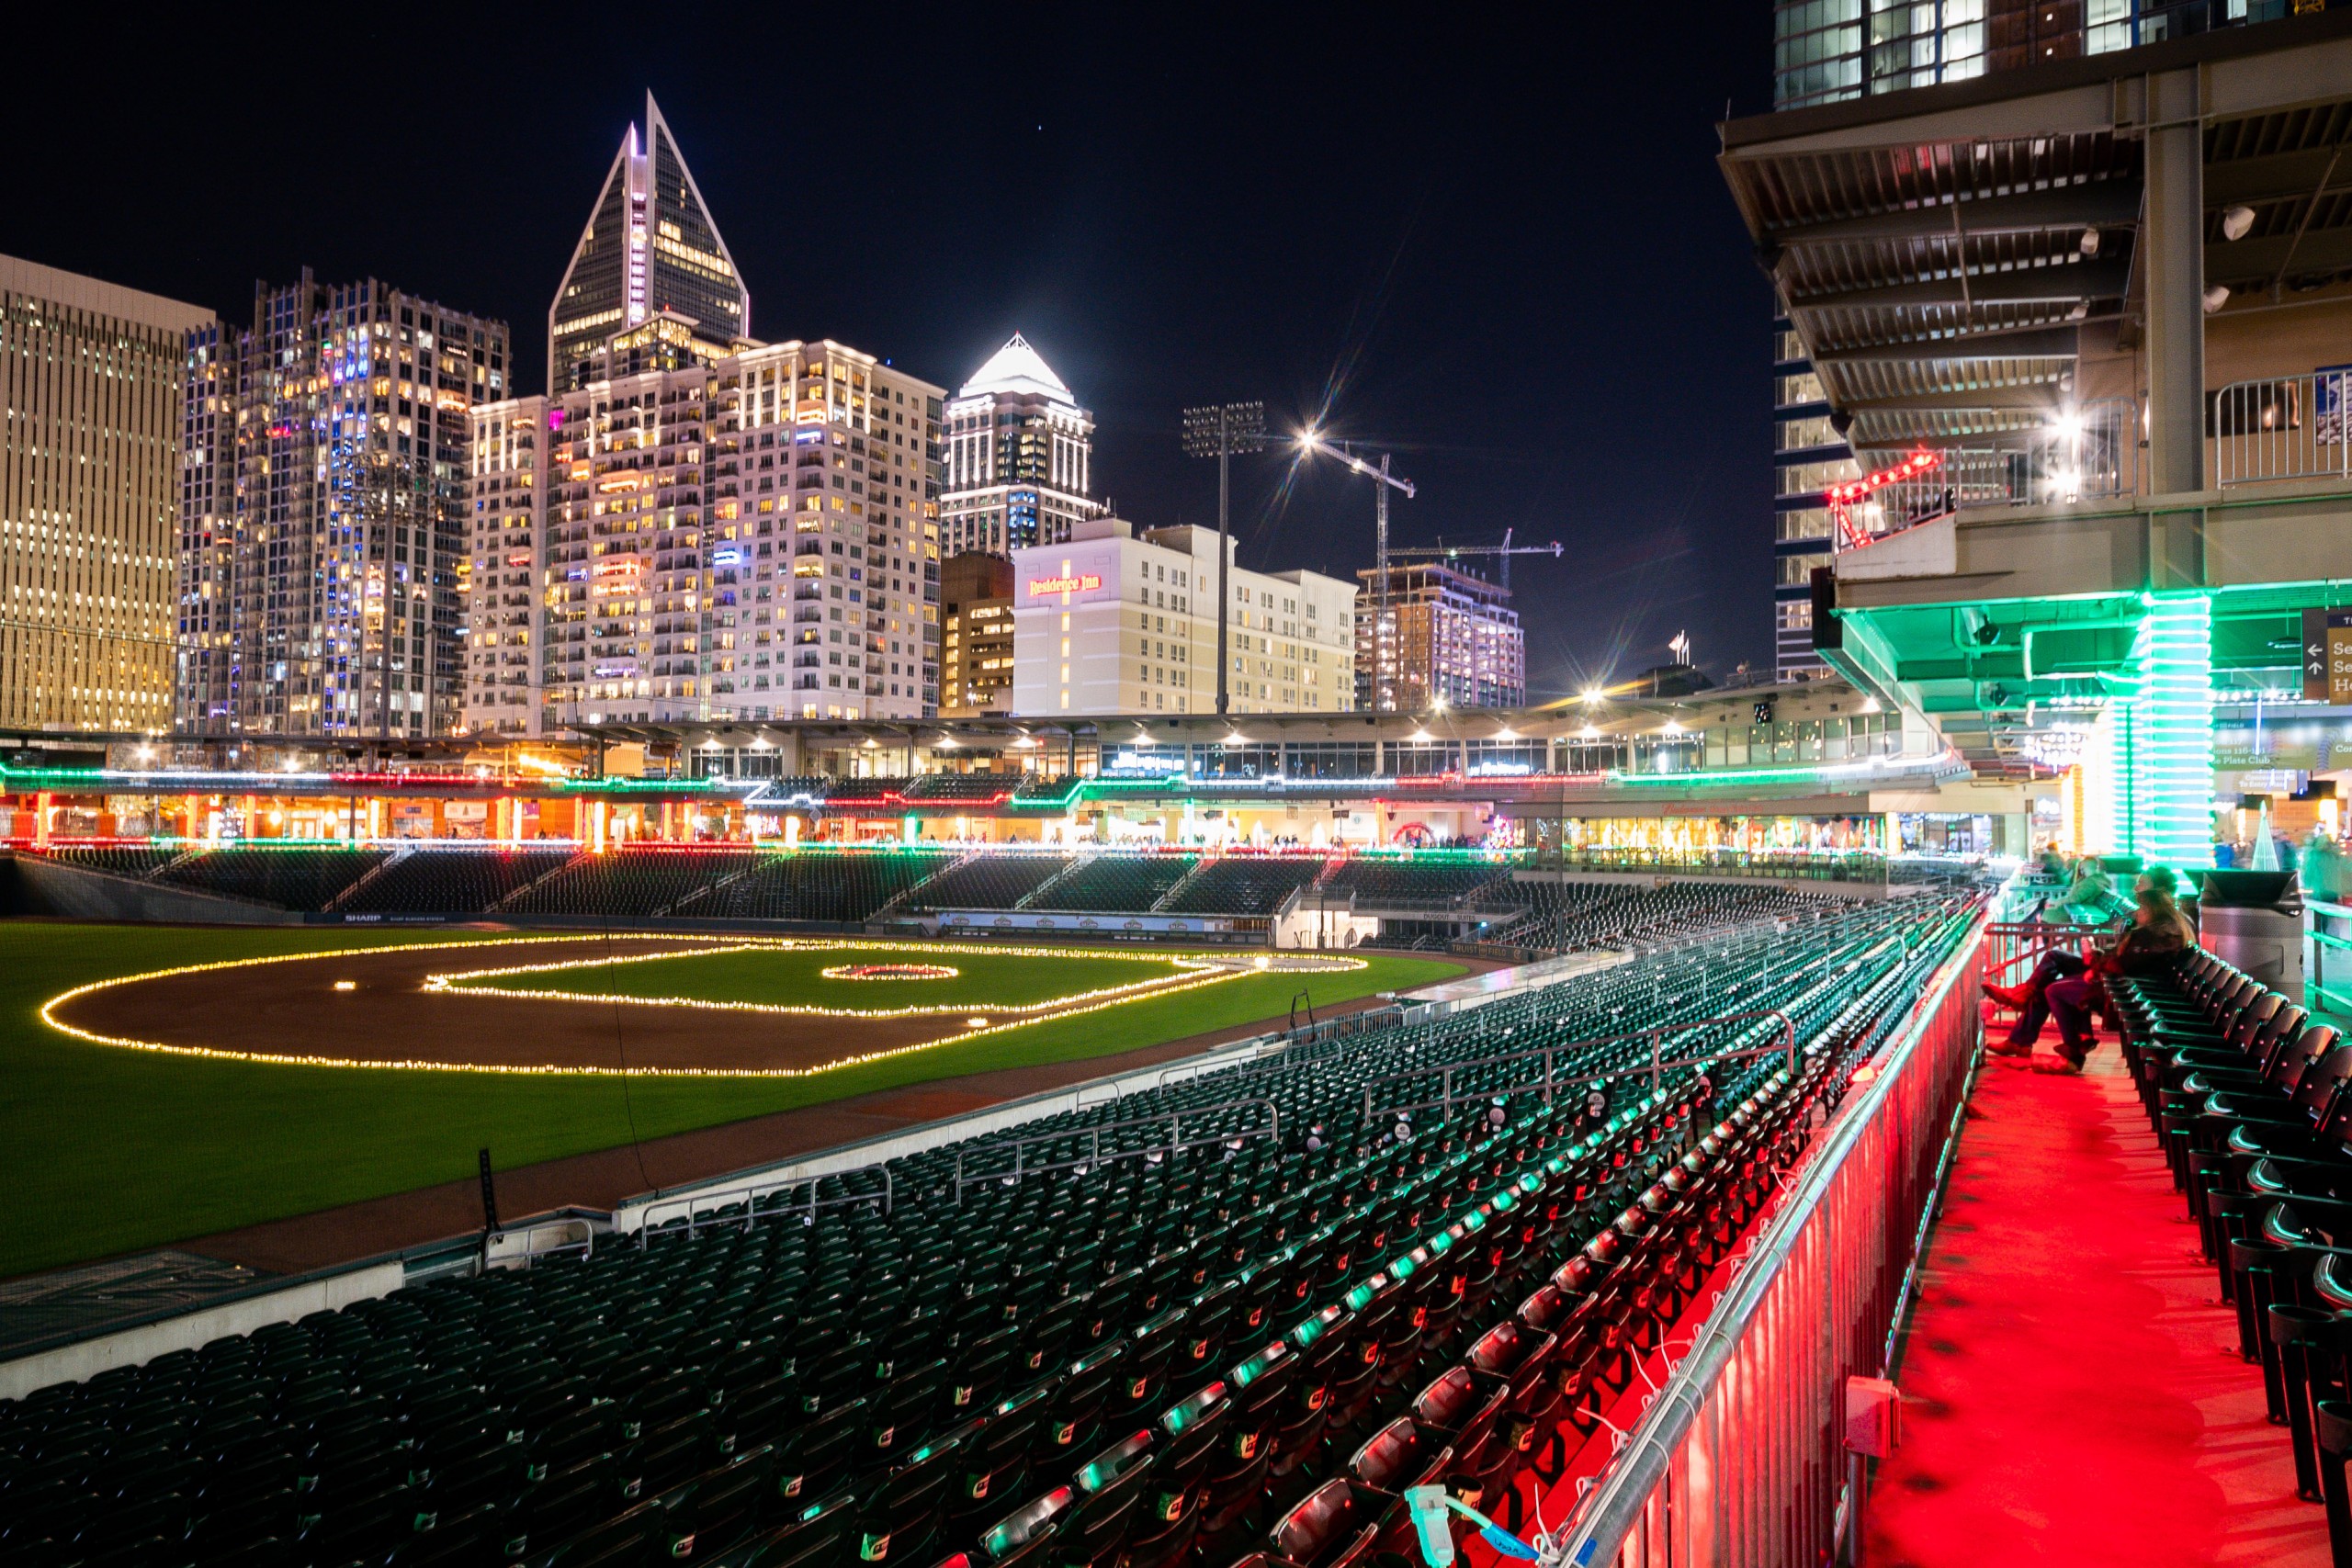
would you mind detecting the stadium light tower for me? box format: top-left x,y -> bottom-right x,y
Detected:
1298,429 -> 1416,711
1182,402 -> 1267,716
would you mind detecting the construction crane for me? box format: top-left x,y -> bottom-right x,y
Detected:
1299,432 -> 1416,710
1385,527 -> 1565,592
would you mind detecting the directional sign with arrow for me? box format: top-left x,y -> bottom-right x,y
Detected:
2303,608 -> 2352,703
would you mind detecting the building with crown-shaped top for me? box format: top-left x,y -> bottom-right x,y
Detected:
939,333 -> 1094,557
548,93 -> 748,394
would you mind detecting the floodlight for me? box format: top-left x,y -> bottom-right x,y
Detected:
1182,401 -> 1270,717
2221,204 -> 2255,243
1181,402 -> 1267,457
2203,285 -> 2232,314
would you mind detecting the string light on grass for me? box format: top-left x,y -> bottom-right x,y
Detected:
425,940 -> 1268,1020
39,936 -> 1369,1081
821,963 -> 960,981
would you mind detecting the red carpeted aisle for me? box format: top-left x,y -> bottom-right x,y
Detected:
1866,1035 -> 2329,1567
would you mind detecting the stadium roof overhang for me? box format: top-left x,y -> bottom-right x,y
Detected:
561,695 -> 1803,755
1719,13 -> 2352,773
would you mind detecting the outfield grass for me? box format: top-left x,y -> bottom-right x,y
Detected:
0,922 -> 1461,1279
451,942 -> 1187,1011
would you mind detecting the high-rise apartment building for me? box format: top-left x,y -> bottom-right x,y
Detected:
548,94 -> 748,395
463,395 -> 547,736
466,327 -> 944,733
1762,0 -> 2311,677
178,271 -> 507,737
939,552 -> 1015,716
1351,562 -> 1524,711
1010,517 -> 1354,716
940,335 -> 1094,557
0,255 -> 212,731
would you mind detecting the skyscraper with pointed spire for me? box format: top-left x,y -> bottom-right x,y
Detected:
547,93 -> 748,393
939,333 -> 1095,556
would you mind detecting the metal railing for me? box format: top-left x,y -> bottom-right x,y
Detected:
494,1215 -> 597,1269
1361,1010 -> 1795,1122
1558,911 -> 1985,1567
2213,370 -> 2352,487
1532,847 -> 1891,884
950,1096 -> 1280,1202
1846,399 -> 2140,545
1981,917 -> 2111,990
634,1162 -> 892,1242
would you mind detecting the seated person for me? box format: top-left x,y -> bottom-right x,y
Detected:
1992,886 -> 2194,1072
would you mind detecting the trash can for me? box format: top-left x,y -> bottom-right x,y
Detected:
2199,870 -> 2302,994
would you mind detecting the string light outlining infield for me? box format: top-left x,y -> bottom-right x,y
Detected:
38,935 -> 1369,1080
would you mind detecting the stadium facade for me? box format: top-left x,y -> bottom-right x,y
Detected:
0,671 -> 2018,870
1734,6 -> 2352,872
1762,0 -> 2321,679
0,254 -> 211,732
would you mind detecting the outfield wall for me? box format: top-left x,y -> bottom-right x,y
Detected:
1,853 -> 302,925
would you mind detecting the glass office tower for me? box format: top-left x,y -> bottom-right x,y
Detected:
548,93 -> 749,395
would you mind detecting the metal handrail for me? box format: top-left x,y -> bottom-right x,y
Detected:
1361,1009 -> 1796,1122
951,1096 -> 1279,1202
1557,908 -> 1985,1565
502,1216 -> 596,1269
2214,369 -> 2352,487
635,1161 -> 892,1242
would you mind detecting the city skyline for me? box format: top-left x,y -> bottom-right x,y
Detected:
0,7 -> 1774,702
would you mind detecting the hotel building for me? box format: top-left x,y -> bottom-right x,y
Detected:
179,270 -> 508,737
1010,516 -> 1355,716
939,334 -> 1094,557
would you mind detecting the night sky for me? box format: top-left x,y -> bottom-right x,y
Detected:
5,6 -> 1775,694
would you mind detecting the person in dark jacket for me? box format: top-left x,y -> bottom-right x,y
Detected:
2035,888 -> 2193,1073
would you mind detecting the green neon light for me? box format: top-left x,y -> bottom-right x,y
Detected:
2131,592 -> 2214,874
1609,760 -> 1898,788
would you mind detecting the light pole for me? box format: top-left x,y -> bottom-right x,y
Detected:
1182,402 -> 1267,716
1299,431 -> 1416,710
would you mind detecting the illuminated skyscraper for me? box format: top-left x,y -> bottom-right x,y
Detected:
181,271 -> 509,737
0,254 -> 212,731
466,332 -> 944,732
548,93 -> 748,394
939,334 -> 1095,557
